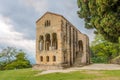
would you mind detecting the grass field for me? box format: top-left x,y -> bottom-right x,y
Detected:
0,68 -> 120,80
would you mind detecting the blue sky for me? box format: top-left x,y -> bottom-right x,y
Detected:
0,0 -> 94,63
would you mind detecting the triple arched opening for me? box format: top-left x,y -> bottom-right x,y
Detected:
39,33 -> 58,51
40,56 -> 56,62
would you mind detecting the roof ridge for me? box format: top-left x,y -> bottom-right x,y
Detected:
36,11 -> 82,33
36,11 -> 63,23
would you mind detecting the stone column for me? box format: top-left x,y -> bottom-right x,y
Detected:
73,29 -> 75,64
76,31 -> 78,53
44,35 -> 46,51
50,34 -> 52,50
74,30 -> 76,60
81,36 -> 87,65
70,27 -> 73,66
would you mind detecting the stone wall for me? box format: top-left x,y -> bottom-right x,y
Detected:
35,12 -> 90,70
36,12 -> 63,65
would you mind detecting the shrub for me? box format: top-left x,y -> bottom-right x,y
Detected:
112,55 -> 120,64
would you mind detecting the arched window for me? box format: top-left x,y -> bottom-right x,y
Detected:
78,40 -> 83,52
66,22 -> 68,27
45,34 -> 51,51
45,21 -> 47,26
48,20 -> 50,26
45,20 -> 50,27
61,20 -> 63,26
40,56 -> 43,62
53,56 -> 56,61
39,35 -> 44,51
46,56 -> 49,62
52,33 -> 58,50
47,20 -> 49,26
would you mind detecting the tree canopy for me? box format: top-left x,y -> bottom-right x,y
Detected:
0,47 -> 31,70
0,47 -> 17,63
77,0 -> 120,43
91,34 -> 120,63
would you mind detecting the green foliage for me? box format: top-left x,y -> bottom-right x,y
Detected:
0,68 -> 120,80
4,52 -> 31,70
91,34 -> 120,63
4,60 -> 31,70
0,47 -> 17,63
77,0 -> 120,43
91,57 -> 107,63
112,55 -> 120,64
0,47 -> 31,70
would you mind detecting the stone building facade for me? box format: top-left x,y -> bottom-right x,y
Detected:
34,12 -> 90,70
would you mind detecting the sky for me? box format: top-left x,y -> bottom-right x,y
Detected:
0,0 -> 94,63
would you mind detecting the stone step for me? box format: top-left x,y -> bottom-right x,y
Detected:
73,57 -> 82,67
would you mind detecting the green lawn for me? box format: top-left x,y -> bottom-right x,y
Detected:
0,68 -> 120,80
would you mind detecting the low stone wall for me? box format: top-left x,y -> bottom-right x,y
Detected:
33,64 -> 65,70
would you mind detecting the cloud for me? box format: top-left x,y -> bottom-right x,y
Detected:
0,14 -> 35,58
0,0 -> 95,64
85,29 -> 95,42
23,0 -> 49,13
22,0 -> 95,43
0,0 -> 37,40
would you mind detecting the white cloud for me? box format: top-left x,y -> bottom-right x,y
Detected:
86,30 -> 95,43
21,0 -> 95,43
0,15 -> 35,55
23,0 -> 48,13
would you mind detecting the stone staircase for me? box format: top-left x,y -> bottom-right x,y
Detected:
73,53 -> 83,67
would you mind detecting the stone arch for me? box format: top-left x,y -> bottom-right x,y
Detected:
53,56 -> 56,62
61,20 -> 63,25
39,35 -> 44,51
40,56 -> 43,62
45,33 -> 51,51
52,33 -> 58,50
48,20 -> 50,26
47,20 -> 49,26
46,56 -> 49,62
63,52 -> 68,63
45,20 -> 50,27
78,40 -> 83,52
45,21 -> 46,26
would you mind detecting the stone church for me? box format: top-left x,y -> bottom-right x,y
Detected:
34,12 -> 90,70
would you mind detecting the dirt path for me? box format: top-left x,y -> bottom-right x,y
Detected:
40,64 -> 120,75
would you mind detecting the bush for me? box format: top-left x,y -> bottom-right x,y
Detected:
91,57 -> 108,63
0,62 -> 7,70
4,52 -> 32,70
0,47 -> 32,70
4,60 -> 31,70
112,55 -> 120,64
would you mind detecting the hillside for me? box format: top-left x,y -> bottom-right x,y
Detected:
0,68 -> 120,80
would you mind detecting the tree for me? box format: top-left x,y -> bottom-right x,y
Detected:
77,0 -> 120,43
0,47 -> 17,64
0,47 -> 31,70
91,34 -> 119,63
4,51 -> 31,70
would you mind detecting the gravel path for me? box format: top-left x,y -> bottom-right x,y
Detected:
40,64 -> 120,75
